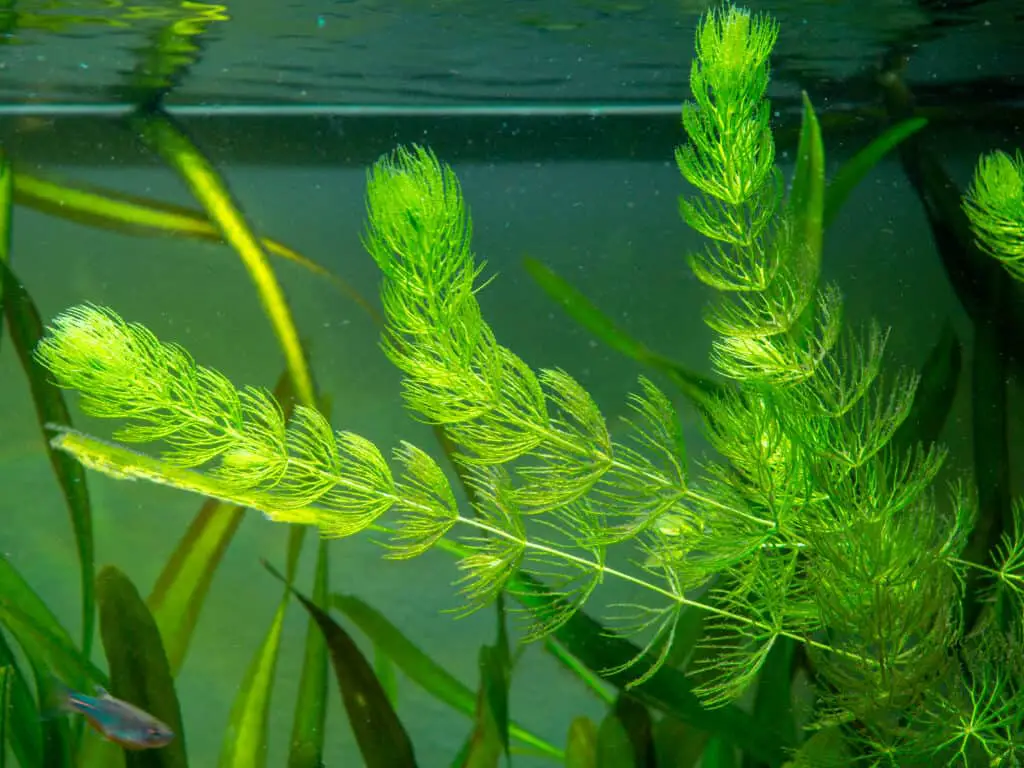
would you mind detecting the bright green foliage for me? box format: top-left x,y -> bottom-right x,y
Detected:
674,5 -> 967,727
964,149 -> 1024,281
31,5 -> 1024,766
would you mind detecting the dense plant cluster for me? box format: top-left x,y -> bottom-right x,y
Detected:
25,6 -> 1024,766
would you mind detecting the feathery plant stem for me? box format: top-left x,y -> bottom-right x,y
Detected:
964,149 -> 1024,281
35,289 -> 860,676
31,5 -> 1024,764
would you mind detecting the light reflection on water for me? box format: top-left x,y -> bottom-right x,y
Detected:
0,0 -> 1021,107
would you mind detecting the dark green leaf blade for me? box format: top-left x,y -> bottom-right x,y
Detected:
652,717 -> 706,768
218,595 -> 287,768
700,736 -> 737,768
892,321 -> 961,452
218,527 -> 304,768
374,645 -> 398,706
35,674 -> 74,768
750,638 -> 796,759
0,666 -> 9,768
330,593 -> 561,760
787,92 -> 826,288
541,637 -> 613,707
822,117 -> 928,230
0,249 -> 95,661
96,566 -> 187,768
595,707 -> 635,768
12,172 -> 380,325
606,695 -> 654,768
0,554 -> 104,688
0,151 -> 11,342
287,539 -> 330,768
502,569 -> 790,766
522,256 -> 723,412
265,561 -> 418,768
565,717 -> 598,768
147,500 -> 246,677
455,646 -> 503,768
332,593 -> 473,712
0,636 -> 41,768
459,597 -> 511,768
0,555 -> 88,766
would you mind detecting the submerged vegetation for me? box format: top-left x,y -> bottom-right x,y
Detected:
2,4 -> 1024,767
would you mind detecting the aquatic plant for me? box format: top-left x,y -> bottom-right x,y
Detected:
22,4 -> 1024,766
965,148 -> 1024,281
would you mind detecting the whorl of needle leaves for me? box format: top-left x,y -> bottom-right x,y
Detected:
964,149 -> 1024,282
671,4 -> 976,731
31,7 -> 1024,762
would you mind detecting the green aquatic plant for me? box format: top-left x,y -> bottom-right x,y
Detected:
964,148 -> 1024,281
29,5 -> 1024,765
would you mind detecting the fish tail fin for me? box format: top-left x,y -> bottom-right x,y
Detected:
39,676 -> 77,720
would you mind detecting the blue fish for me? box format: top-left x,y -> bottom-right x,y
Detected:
55,683 -> 174,750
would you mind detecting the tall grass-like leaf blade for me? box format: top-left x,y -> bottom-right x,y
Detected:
458,598 -> 511,768
485,598 -> 510,760
454,647 -> 503,768
217,595 -> 288,768
330,594 -> 474,712
95,566 -> 188,768
218,527 -> 305,768
523,255 -> 658,362
265,562 -> 418,768
287,539 -> 329,768
652,718 -> 707,768
148,373 -> 298,677
541,638 -> 613,706
0,153 -> 11,341
565,717 -> 598,768
130,108 -> 317,409
501,569 -> 789,766
0,666 -> 9,768
700,736 -> 737,768
147,500 -> 245,676
822,118 -> 928,229
607,696 -> 654,768
595,709 -> 634,768
522,256 -> 722,412
0,636 -> 42,768
892,321 -> 961,451
11,173 -> 380,324
787,92 -> 826,290
0,554 -> 105,687
36,674 -> 74,768
750,638 -> 795,758
0,555 -> 99,766
330,593 -> 562,760
374,646 -> 398,706
0,210 -> 95,661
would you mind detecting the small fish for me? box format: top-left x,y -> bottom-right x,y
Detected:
54,682 -> 175,750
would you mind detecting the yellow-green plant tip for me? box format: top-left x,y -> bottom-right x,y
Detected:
964,149 -> 1024,280
34,304 -> 398,535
